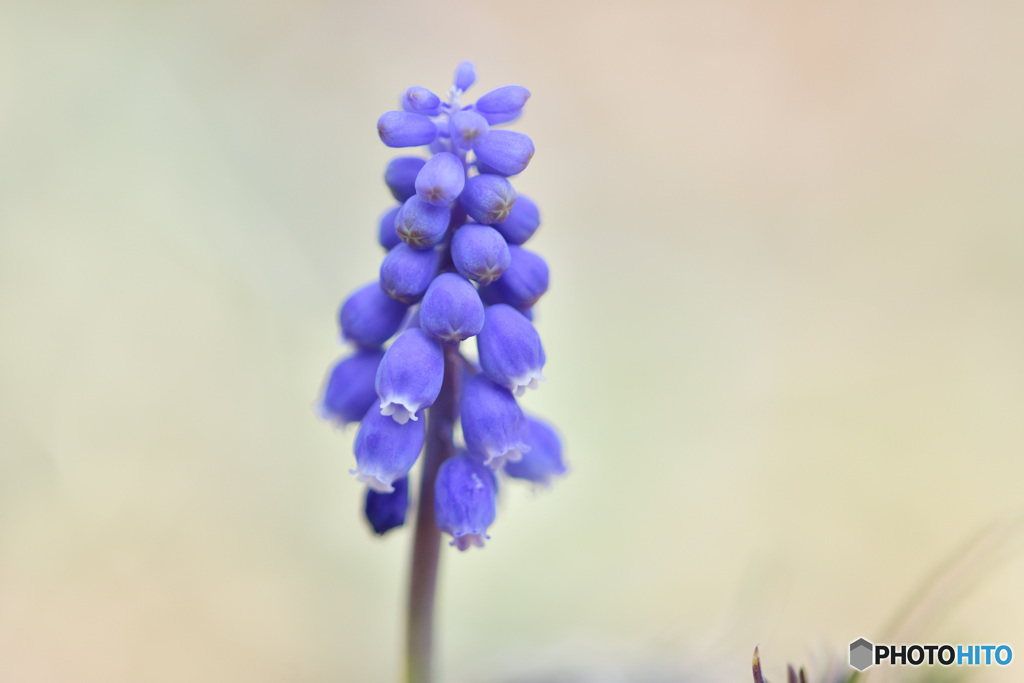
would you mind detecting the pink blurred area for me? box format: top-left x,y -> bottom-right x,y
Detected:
1,1 -> 1023,681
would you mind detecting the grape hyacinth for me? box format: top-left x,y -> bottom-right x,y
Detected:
316,62 -> 563,683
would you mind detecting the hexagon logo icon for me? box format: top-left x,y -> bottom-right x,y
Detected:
850,638 -> 874,671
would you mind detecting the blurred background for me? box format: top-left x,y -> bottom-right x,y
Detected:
2,1 -> 1023,681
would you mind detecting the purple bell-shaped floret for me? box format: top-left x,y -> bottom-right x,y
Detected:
460,372 -> 529,469
434,453 -> 497,550
352,404 -> 425,492
375,328 -> 444,424
504,415 -> 565,486
476,304 -> 545,396
339,282 -> 409,348
318,348 -> 385,426
364,476 -> 409,535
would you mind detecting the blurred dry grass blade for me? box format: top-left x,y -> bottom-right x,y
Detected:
753,646 -> 765,683
753,647 -> 809,683
879,517 -> 1024,649
752,517 -> 1024,683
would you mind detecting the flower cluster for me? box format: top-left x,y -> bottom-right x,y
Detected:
318,62 -> 565,550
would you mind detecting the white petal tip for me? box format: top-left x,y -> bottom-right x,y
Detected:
510,371 -> 545,396
352,470 -> 395,494
450,532 -> 489,551
483,445 -> 528,470
380,400 -> 418,425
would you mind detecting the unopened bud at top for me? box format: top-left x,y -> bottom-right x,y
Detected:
449,110 -> 489,151
475,85 -> 530,114
402,86 -> 441,116
473,130 -> 534,177
378,111 -> 438,148
453,61 -> 477,91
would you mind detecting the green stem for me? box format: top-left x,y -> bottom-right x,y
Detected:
405,343 -> 461,683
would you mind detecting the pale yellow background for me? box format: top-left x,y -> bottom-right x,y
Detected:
2,1 -> 1023,682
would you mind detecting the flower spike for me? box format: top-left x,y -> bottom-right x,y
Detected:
321,63 -> 563,560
